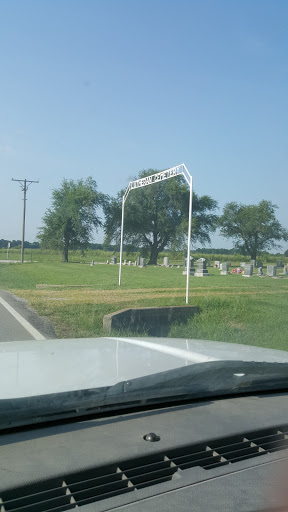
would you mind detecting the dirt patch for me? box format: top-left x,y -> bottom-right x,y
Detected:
13,287 -> 286,309
36,284 -> 90,289
15,289 -> 186,306
228,322 -> 245,330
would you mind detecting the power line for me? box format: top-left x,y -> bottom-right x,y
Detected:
12,178 -> 39,263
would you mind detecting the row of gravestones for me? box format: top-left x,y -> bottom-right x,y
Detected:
217,263 -> 288,277
104,256 -> 288,275
243,264 -> 288,277
167,257 -> 288,277
182,257 -> 209,277
107,256 -> 147,267
184,259 -> 288,277
215,260 -> 286,269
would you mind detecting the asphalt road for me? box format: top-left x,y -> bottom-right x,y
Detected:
0,290 -> 56,342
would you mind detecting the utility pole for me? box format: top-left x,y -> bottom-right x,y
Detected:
12,178 -> 39,263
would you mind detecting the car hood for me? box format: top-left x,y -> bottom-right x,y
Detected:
1,336 -> 288,399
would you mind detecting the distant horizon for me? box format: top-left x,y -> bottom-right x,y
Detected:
0,239 -> 286,257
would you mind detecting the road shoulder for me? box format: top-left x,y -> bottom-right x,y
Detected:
0,290 -> 57,340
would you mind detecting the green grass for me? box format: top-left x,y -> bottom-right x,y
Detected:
0,258 -> 287,350
169,293 -> 288,350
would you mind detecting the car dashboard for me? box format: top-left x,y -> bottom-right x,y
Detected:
0,392 -> 288,511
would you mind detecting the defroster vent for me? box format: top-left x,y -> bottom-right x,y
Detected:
1,424 -> 288,511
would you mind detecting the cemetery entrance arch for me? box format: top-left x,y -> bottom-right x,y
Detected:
119,164 -> 193,304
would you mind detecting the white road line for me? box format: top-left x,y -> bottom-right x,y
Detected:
107,337 -> 218,363
0,296 -> 45,341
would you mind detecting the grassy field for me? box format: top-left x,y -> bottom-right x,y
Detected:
0,258 -> 287,351
0,247 -> 285,265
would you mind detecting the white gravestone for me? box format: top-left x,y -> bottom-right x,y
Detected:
183,257 -> 194,276
195,258 -> 209,277
220,262 -> 229,275
243,264 -> 253,277
267,265 -> 276,277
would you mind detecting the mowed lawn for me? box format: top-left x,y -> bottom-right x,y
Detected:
0,261 -> 287,351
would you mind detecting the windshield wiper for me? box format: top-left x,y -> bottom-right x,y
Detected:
1,360 -> 288,430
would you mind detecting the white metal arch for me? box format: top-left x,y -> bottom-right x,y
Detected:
119,163 -> 193,304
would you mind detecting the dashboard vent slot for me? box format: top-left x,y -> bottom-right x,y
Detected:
0,456 -> 178,512
205,426 -> 288,468
0,425 -> 287,511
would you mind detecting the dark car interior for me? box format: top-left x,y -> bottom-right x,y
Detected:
0,390 -> 288,511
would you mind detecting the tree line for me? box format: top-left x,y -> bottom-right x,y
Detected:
0,240 -> 40,249
37,171 -> 288,263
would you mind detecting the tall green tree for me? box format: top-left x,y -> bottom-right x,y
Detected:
38,177 -> 103,262
219,200 -> 288,260
104,169 -> 218,264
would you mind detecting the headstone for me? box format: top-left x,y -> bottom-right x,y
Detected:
276,260 -> 283,268
283,264 -> 288,275
242,264 -> 253,277
137,256 -> 141,266
257,266 -> 263,276
128,261 -> 132,266
106,260 -> 109,264
257,260 -> 263,268
183,257 -> 195,276
220,262 -> 229,275
214,260 -> 220,268
195,258 -> 209,277
183,268 -> 195,276
140,257 -> 146,267
134,261 -> 137,266
267,265 -> 276,277
184,257 -> 194,267
250,259 -> 256,268
90,260 -> 94,266
111,257 -> 117,265
124,259 -> 127,265
163,257 -> 169,266
219,263 -> 223,271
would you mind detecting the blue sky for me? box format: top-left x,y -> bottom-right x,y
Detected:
1,0 -> 287,249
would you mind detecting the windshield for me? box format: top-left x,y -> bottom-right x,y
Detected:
0,1 -> 287,425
